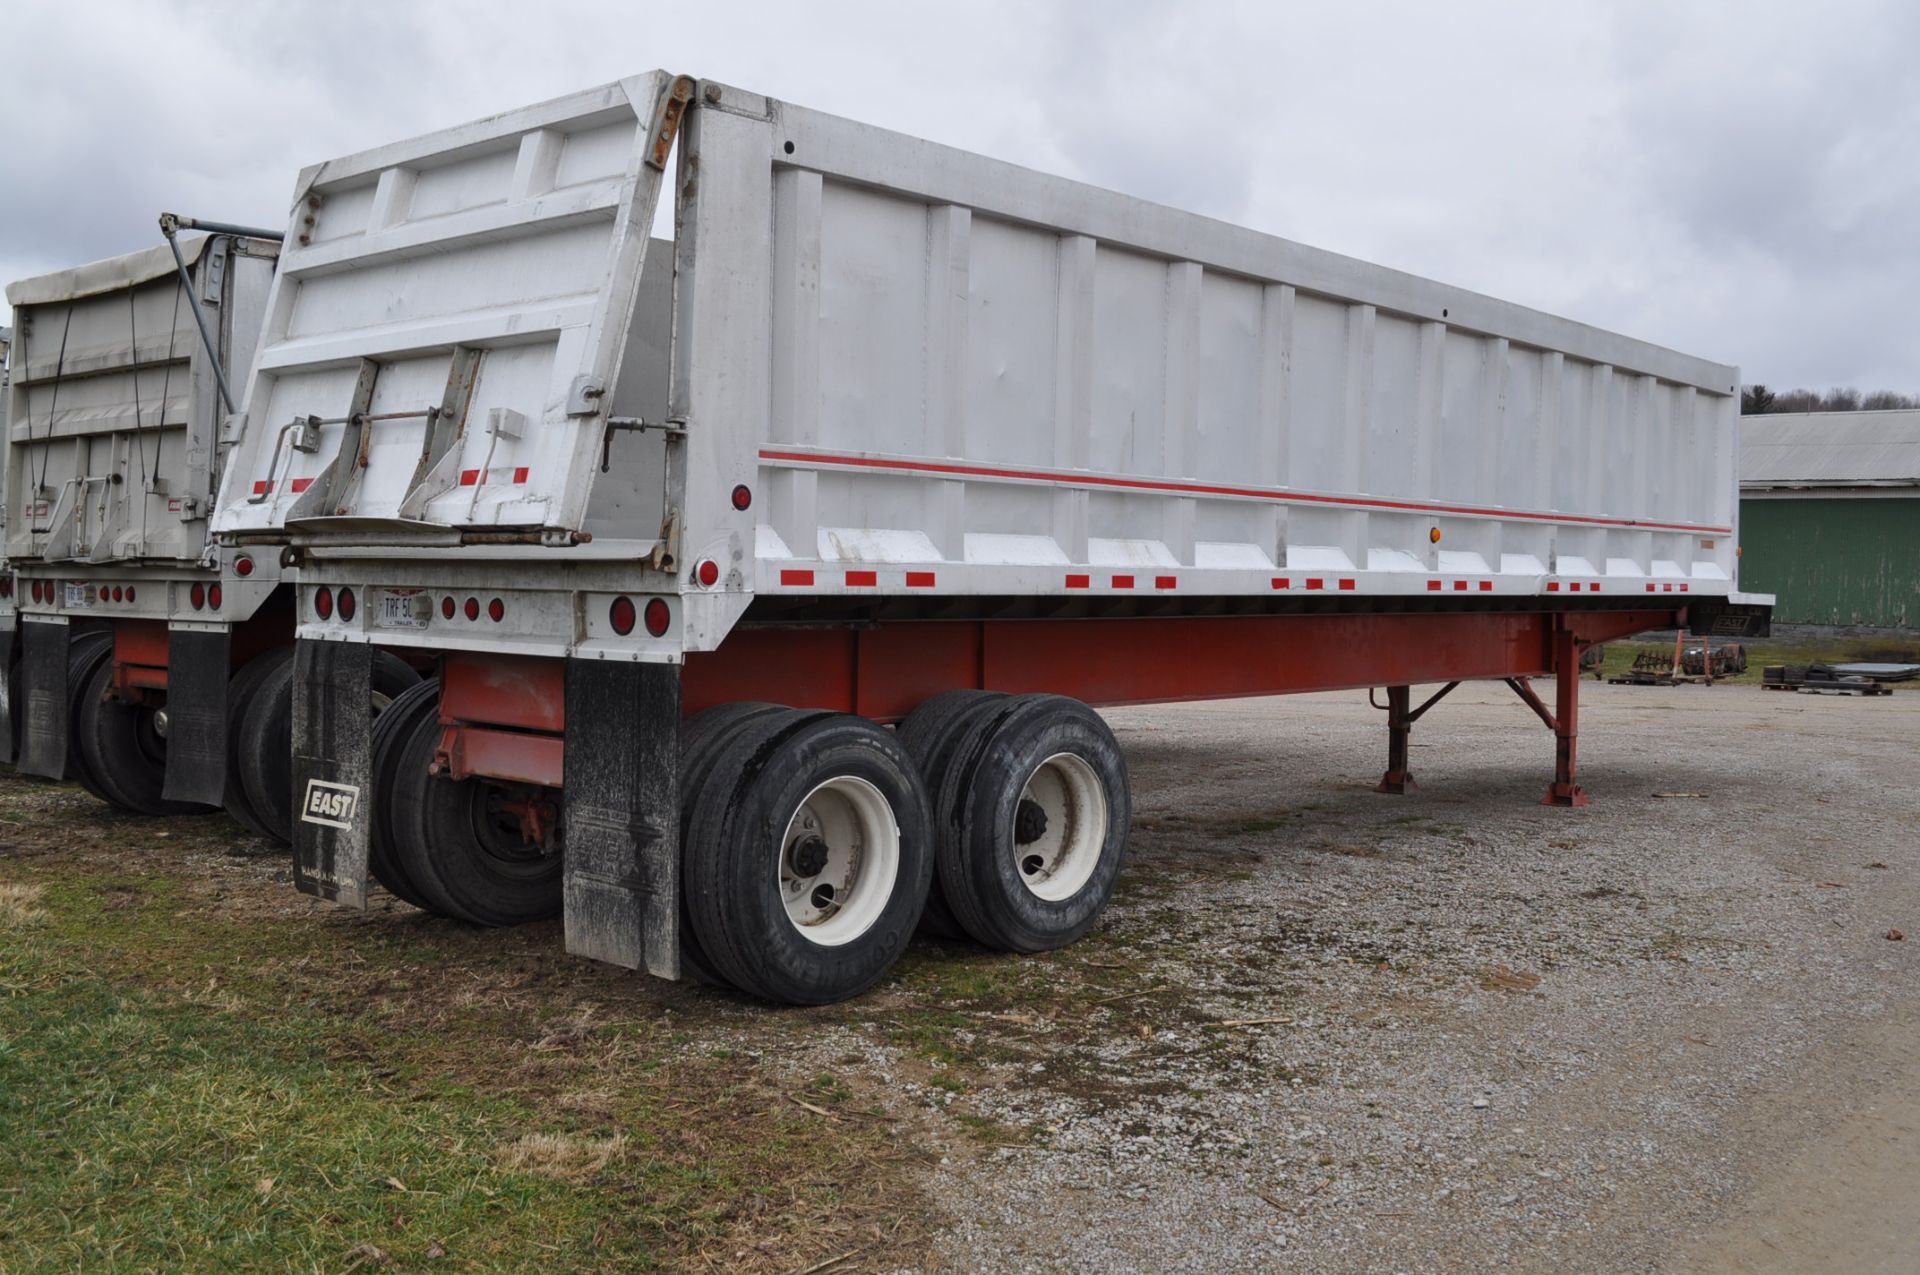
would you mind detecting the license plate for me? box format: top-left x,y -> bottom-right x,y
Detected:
64,583 -> 91,608
377,590 -> 425,629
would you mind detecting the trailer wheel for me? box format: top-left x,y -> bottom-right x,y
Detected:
684,712 -> 931,1005
237,650 -> 421,843
677,702 -> 791,983
73,655 -> 218,816
368,678 -> 442,910
895,690 -> 1011,941
64,632 -> 118,805
387,703 -> 561,926
937,695 -> 1130,953
221,649 -> 294,841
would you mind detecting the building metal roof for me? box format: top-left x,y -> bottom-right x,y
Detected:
1740,410 -> 1920,491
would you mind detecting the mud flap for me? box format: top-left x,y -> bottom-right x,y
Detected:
562,658 -> 680,979
18,617 -> 71,780
290,639 -> 373,908
162,627 -> 231,805
0,619 -> 15,765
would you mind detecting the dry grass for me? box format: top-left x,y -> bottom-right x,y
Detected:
0,881 -> 45,925
495,1131 -> 630,1181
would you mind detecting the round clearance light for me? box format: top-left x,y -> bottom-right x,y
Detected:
696,559 -> 719,587
730,484 -> 752,511
487,597 -> 505,623
112,586 -> 124,603
440,596 -> 456,620
463,597 -> 480,622
1429,526 -> 1442,544
338,588 -> 356,622
609,596 -> 636,635
209,584 -> 223,611
234,555 -> 255,577
190,582 -> 207,611
643,598 -> 670,637
314,586 -> 333,620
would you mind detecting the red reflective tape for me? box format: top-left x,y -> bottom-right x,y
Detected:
1479,581 -> 1493,592
1338,579 -> 1356,591
1065,574 -> 1091,589
906,571 -> 936,587
1155,575 -> 1177,590
1663,583 -> 1674,592
1680,583 -> 1689,592
1646,583 -> 1657,592
252,480 -> 272,495
1591,583 -> 1602,593
1453,581 -> 1467,592
780,569 -> 814,586
512,467 -> 529,483
1271,578 -> 1291,590
1305,578 -> 1325,590
290,477 -> 313,493
1427,579 -> 1442,591
1547,581 -> 1561,592
1112,575 -> 1135,589
757,447 -> 1734,535
459,469 -> 481,486
845,570 -> 878,587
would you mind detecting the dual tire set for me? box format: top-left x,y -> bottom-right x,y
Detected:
364,686 -> 1133,1005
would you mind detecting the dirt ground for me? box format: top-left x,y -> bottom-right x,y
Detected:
2,678 -> 1914,1273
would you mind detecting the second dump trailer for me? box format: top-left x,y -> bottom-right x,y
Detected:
211,73 -> 1770,1004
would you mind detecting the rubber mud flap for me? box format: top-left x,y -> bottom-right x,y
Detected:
162,627 -> 231,805
18,618 -> 71,779
562,657 -> 680,979
0,619 -> 14,764
291,639 -> 374,908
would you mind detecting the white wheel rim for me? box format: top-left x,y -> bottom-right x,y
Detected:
778,775 -> 900,946
1013,752 -> 1107,902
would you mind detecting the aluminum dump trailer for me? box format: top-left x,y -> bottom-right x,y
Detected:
0,324 -> 13,749
210,72 -> 1771,1004
0,230 -> 324,826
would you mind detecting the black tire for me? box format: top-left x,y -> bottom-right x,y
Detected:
677,702 -> 792,984
238,649 -> 421,843
368,678 -> 441,910
895,690 -> 1012,941
64,631 -> 118,803
683,711 -> 931,1005
222,649 -> 295,841
73,655 -> 218,816
934,694 -> 1130,954
386,705 -> 561,926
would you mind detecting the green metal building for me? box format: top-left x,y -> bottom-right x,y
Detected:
1740,411 -> 1920,631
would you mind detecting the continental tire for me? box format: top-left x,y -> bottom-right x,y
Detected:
238,649 -> 420,843
938,695 -> 1130,953
684,712 -> 931,1005
894,690 -> 1010,941
73,655 -> 217,816
387,704 -> 561,927
368,678 -> 441,910
222,649 -> 294,841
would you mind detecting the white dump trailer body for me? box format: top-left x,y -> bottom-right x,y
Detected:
212,73 -> 1766,998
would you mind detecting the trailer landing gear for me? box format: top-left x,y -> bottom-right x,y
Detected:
1372,682 -> 1461,795
1505,625 -> 1590,808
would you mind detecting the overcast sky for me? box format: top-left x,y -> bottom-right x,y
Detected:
3,0 -> 1915,392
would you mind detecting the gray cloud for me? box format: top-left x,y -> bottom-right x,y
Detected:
2,0 -> 1913,391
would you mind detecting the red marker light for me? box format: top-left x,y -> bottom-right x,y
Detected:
463,597 -> 480,621
209,584 -> 223,611
126,586 -> 136,603
731,484 -> 752,511
609,596 -> 636,635
441,596 -> 456,620
234,555 -> 255,577
643,598 -> 670,637
337,588 -> 356,621
696,559 -> 719,587
314,586 -> 333,620
112,586 -> 124,603
190,582 -> 207,611
487,597 -> 505,622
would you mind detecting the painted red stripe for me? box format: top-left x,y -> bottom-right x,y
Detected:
1271,578 -> 1290,590
290,477 -> 313,493
459,469 -> 481,486
1065,574 -> 1091,589
1112,575 -> 1135,589
1155,575 -> 1177,590
512,467 -> 529,483
780,569 -> 813,586
1305,578 -> 1325,591
906,571 -> 936,587
757,448 -> 1734,536
846,570 -> 877,587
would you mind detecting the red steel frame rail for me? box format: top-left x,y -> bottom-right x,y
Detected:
430,607 -> 1677,810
